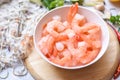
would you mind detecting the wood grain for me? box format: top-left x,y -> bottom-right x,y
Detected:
25,26 -> 120,80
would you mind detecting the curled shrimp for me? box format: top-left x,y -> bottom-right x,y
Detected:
67,3 -> 86,34
51,49 -> 72,66
38,35 -> 55,57
72,13 -> 86,26
46,20 -> 66,38
79,48 -> 100,64
72,14 -> 86,34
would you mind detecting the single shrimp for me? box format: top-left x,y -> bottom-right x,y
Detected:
58,49 -> 72,66
46,20 -> 66,38
67,3 -> 78,24
50,49 -> 72,66
72,13 -> 86,26
38,35 -> 55,57
79,23 -> 100,33
88,26 -> 101,41
79,48 -> 100,64
72,14 -> 86,34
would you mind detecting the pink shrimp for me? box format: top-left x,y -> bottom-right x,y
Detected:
46,20 -> 66,38
88,26 -> 101,41
67,3 -> 78,24
79,23 -> 100,33
67,3 -> 86,34
58,49 -> 72,66
38,35 -> 55,57
72,14 -> 86,34
79,48 -> 100,64
72,13 -> 86,26
42,27 -> 49,37
50,49 -> 72,66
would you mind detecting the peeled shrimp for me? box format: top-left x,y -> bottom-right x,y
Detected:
67,3 -> 86,34
72,13 -> 86,26
72,14 -> 86,34
67,3 -> 78,24
51,49 -> 72,66
46,20 -> 66,38
38,35 -> 55,56
38,3 -> 102,67
79,48 -> 100,64
79,23 -> 101,33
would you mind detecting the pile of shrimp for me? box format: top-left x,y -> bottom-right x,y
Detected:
38,3 -> 102,67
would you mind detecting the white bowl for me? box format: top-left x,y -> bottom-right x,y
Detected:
34,5 -> 109,69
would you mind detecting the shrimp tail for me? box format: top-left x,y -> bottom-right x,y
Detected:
67,3 -> 78,24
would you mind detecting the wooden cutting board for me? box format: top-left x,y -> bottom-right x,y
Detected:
25,26 -> 120,80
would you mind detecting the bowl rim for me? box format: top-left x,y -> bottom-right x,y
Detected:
34,5 -> 110,69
